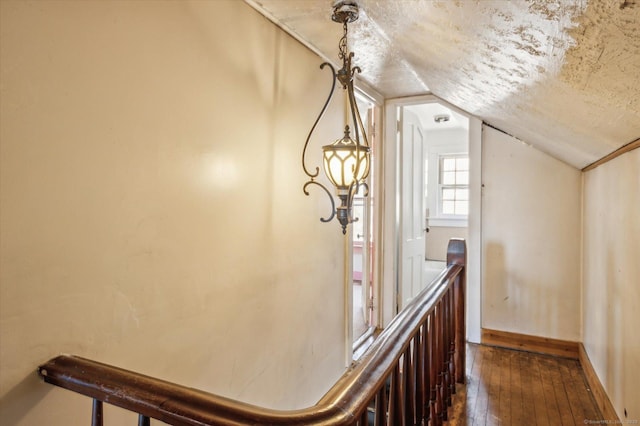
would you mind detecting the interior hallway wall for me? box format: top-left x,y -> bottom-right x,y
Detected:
481,126 -> 581,341
0,1 -> 347,424
582,148 -> 640,421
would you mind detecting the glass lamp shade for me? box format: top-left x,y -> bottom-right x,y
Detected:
322,129 -> 370,191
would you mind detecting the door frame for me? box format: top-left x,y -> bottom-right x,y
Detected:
344,82 -> 384,364
381,94 -> 482,343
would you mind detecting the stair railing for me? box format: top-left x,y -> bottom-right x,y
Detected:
38,239 -> 466,425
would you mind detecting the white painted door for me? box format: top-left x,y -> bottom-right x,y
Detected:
399,108 -> 426,310
352,197 -> 370,325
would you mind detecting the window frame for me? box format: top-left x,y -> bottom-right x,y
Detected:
430,153 -> 469,227
438,154 -> 469,216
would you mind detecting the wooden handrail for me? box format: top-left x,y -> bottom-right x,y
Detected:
38,239 -> 467,426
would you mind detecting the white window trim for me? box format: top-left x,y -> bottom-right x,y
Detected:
428,217 -> 468,228
428,151 -> 469,227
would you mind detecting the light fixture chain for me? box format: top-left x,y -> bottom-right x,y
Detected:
338,20 -> 348,60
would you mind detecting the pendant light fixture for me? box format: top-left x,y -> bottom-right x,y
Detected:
302,1 -> 370,235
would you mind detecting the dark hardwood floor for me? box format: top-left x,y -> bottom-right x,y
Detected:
448,344 -> 603,425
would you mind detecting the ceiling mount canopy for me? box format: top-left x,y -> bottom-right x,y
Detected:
331,1 -> 359,24
302,1 -> 370,235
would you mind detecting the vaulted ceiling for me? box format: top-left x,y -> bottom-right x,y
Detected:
246,0 -> 640,169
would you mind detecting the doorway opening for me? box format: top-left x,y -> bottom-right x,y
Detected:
403,103 -> 470,290
381,95 -> 481,343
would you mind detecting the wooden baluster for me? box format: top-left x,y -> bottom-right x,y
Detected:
432,307 -> 442,426
423,319 -> 431,425
415,326 -> 424,424
443,288 -> 450,400
449,285 -> 457,398
375,382 -> 388,426
403,345 -> 415,426
450,288 -> 456,396
396,361 -> 405,426
442,290 -> 451,413
440,291 -> 448,413
91,399 -> 103,426
433,303 -> 439,424
388,368 -> 397,425
437,302 -> 446,424
138,414 -> 150,426
428,311 -> 438,425
447,239 -> 467,385
442,292 -> 451,414
388,363 -> 404,425
455,274 -> 466,384
425,310 -> 436,425
422,322 -> 431,424
359,405 -> 369,426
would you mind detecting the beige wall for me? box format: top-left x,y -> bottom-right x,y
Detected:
481,126 -> 582,341
582,148 -> 640,421
0,1 -> 348,424
425,226 -> 468,261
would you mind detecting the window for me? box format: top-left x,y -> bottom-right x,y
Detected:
439,155 -> 469,216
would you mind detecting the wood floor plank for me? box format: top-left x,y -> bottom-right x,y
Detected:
449,344 -> 476,425
463,343 -> 479,421
485,348 -> 502,425
547,356 -> 576,426
563,357 -> 603,422
448,344 -> 602,426
466,343 -> 484,425
518,349 -> 537,424
472,346 -> 493,426
467,342 -> 478,372
497,350 -> 511,425
467,345 -> 485,426
529,352 -> 550,426
538,356 -> 562,424
509,350 -> 524,425
556,358 -> 586,425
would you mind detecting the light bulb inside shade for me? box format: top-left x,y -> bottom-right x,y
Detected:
322,129 -> 370,192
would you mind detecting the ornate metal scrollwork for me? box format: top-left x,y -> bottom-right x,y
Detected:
301,62 -> 337,224
302,1 -> 371,235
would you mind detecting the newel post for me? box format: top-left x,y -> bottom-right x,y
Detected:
447,238 -> 466,384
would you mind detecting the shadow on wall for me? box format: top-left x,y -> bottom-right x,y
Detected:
0,372 -> 50,425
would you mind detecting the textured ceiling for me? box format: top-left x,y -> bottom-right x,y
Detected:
405,103 -> 468,131
246,0 -> 640,169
